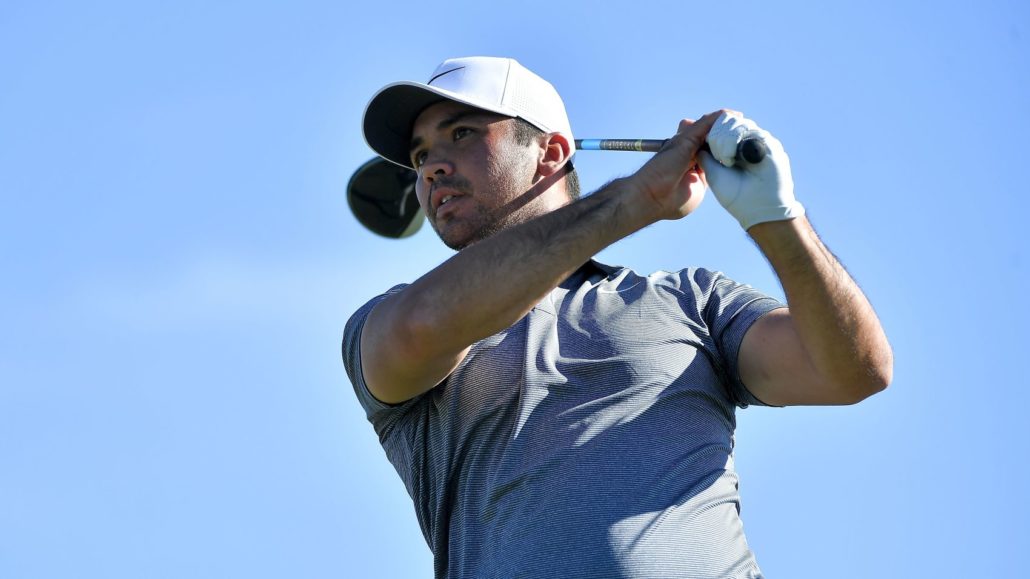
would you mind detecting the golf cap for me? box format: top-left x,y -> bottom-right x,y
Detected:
362,56 -> 575,169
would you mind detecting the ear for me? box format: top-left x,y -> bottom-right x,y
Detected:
537,132 -> 572,177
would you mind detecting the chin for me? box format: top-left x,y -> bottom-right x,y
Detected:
435,225 -> 476,251
434,217 -> 499,251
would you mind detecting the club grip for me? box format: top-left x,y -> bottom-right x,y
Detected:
736,137 -> 769,164
698,137 -> 768,164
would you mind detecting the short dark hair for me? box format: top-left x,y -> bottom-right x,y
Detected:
510,118 -> 580,200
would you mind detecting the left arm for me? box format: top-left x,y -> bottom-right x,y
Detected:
739,216 -> 892,405
698,111 -> 892,406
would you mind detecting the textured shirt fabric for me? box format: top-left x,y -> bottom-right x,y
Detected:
343,260 -> 784,578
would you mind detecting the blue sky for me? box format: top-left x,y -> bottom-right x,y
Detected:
1,1 -> 1027,577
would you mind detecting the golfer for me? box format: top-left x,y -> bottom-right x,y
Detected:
343,56 -> 892,578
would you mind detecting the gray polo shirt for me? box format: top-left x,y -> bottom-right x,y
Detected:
343,260 -> 782,578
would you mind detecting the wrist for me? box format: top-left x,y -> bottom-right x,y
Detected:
738,199 -> 805,231
747,214 -> 816,263
606,175 -> 666,230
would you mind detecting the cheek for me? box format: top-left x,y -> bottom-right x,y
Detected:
415,180 -> 430,211
487,148 -> 534,192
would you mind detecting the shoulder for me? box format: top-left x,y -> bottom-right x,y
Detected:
341,283 -> 423,425
345,283 -> 409,328
342,283 -> 410,373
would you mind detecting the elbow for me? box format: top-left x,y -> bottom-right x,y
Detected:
868,341 -> 895,395
393,303 -> 441,361
372,290 -> 440,362
397,296 -> 468,363
839,348 -> 894,405
846,369 -> 891,405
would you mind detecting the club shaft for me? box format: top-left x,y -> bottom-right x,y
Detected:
575,137 -> 768,163
575,139 -> 666,152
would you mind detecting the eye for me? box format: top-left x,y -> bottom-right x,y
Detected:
412,150 -> 428,168
453,127 -> 473,141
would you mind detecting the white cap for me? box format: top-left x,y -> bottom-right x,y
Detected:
362,56 -> 575,169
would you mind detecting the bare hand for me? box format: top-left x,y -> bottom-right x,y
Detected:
627,111 -> 723,221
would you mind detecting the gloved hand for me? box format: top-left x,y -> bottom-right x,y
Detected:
698,112 -> 805,231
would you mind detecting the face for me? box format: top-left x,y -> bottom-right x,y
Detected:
409,100 -> 548,250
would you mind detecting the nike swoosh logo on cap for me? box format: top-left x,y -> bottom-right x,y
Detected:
428,66 -> 465,85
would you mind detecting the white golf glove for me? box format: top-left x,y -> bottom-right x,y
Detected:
698,112 -> 805,231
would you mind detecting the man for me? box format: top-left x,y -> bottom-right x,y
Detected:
343,56 -> 892,578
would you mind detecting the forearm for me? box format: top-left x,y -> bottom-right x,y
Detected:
391,179 -> 653,356
749,216 -> 893,397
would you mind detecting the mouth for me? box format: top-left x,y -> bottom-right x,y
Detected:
434,195 -> 467,222
430,186 -> 466,216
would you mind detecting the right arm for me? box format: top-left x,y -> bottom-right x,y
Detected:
360,114 -> 721,404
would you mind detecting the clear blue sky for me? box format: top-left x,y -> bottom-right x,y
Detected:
2,1 -> 1027,577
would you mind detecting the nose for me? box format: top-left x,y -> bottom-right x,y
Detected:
420,155 -> 453,185
415,153 -> 452,208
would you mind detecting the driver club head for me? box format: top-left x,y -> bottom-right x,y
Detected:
346,157 -> 424,238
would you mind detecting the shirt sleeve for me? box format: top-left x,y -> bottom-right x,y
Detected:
341,283 -> 424,439
686,268 -> 786,408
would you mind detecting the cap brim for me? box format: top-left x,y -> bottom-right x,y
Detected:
362,81 -> 517,169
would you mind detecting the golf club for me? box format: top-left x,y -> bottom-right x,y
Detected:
347,137 -> 767,239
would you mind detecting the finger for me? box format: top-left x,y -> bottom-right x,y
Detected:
682,111 -> 722,137
675,111 -> 723,155
697,149 -> 728,184
692,162 -> 708,190
707,111 -> 765,167
685,166 -> 704,187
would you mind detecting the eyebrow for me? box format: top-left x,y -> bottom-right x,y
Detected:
408,110 -> 499,157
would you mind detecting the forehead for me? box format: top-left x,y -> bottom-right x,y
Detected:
411,100 -> 508,139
